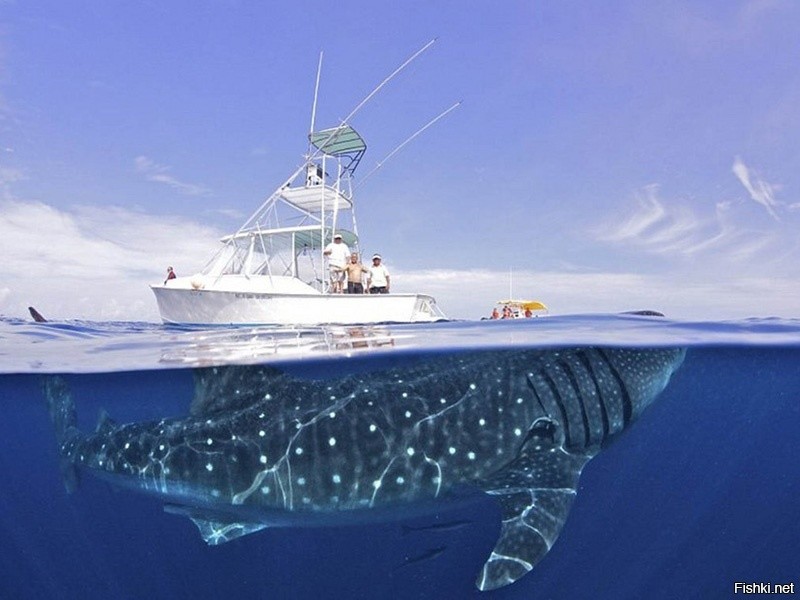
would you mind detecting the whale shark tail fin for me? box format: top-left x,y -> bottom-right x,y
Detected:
43,375 -> 81,492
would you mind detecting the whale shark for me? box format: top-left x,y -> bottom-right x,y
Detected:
45,345 -> 685,591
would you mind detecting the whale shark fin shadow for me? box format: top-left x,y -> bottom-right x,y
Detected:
164,504 -> 269,544
475,433 -> 593,591
95,409 -> 118,434
190,365 -> 285,416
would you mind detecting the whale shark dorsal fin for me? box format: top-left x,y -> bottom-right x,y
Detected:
475,435 -> 594,591
28,306 -> 47,322
164,504 -> 268,545
95,409 -> 117,434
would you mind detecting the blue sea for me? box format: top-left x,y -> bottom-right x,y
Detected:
0,314 -> 798,600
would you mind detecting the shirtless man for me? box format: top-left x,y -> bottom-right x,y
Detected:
343,253 -> 367,294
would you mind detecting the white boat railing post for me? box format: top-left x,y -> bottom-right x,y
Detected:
320,153 -> 328,293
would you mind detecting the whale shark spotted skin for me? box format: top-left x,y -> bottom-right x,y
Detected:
46,346 -> 685,591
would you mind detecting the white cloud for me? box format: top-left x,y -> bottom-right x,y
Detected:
134,155 -> 211,196
732,157 -> 781,220
0,200 -> 223,321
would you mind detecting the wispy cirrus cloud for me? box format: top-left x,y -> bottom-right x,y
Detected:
134,155 -> 211,196
662,0 -> 792,55
0,166 -> 25,200
731,157 -> 781,220
596,185 -> 720,256
597,152 -> 800,271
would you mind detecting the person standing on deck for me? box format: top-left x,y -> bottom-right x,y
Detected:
367,254 -> 390,294
323,234 -> 350,293
164,266 -> 177,284
344,253 -> 367,294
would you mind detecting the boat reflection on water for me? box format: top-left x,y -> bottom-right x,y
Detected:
158,325 -> 401,367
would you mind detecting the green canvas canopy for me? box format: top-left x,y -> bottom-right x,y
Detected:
309,125 -> 366,156
293,229 -> 358,251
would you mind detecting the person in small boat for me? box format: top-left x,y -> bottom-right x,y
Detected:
343,253 -> 367,294
501,305 -> 513,319
367,254 -> 390,294
490,308 -> 500,319
164,266 -> 177,284
524,307 -> 533,318
324,234 -> 350,293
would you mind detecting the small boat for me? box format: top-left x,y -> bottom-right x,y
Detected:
151,48 -> 449,326
490,299 -> 548,319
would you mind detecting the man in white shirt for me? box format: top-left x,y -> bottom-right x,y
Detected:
323,234 -> 350,293
367,254 -> 390,294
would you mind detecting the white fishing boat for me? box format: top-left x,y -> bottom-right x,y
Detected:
151,45 -> 449,326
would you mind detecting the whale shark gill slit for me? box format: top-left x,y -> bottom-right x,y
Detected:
556,358 -> 592,448
43,345 -> 686,592
596,348 -> 634,426
576,350 -> 610,440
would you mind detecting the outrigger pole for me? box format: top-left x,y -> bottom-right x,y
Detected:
339,37 -> 437,126
355,101 -> 462,189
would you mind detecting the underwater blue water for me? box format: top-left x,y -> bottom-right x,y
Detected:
0,315 -> 798,599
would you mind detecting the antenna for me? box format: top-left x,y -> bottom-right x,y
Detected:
355,101 -> 461,189
309,51 -> 324,147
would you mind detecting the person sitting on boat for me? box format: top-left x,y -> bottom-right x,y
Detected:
490,308 -> 500,319
367,254 -> 390,294
164,266 -> 177,285
344,253 -> 367,294
324,234 -> 350,293
501,306 -> 513,319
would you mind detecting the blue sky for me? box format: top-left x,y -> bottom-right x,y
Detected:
1,1 -> 799,320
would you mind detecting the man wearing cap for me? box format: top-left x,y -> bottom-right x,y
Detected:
367,254 -> 390,294
323,234 -> 350,293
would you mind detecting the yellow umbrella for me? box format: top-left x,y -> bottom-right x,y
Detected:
497,299 -> 548,312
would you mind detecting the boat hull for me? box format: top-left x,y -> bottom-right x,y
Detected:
151,286 -> 445,326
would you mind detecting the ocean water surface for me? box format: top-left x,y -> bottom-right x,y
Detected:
0,314 -> 798,600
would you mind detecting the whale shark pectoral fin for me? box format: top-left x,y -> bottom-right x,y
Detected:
474,441 -> 593,591
189,517 -> 268,545
164,504 -> 268,545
